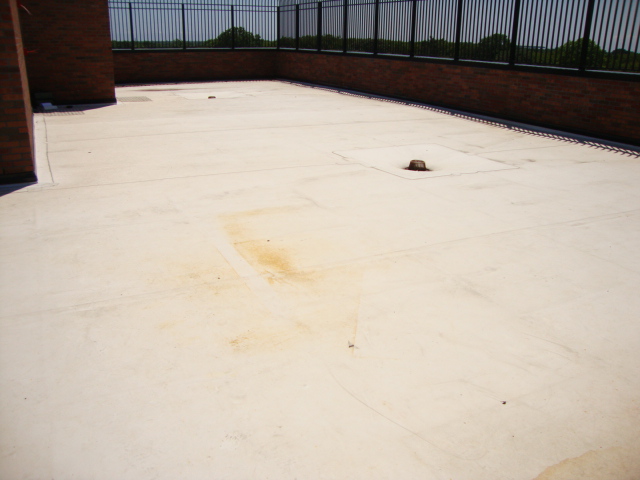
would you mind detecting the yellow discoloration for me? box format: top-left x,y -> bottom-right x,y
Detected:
222,206 -> 363,353
226,265 -> 362,353
221,206 -> 299,240
157,321 -> 176,330
234,241 -> 294,274
228,328 -> 300,352
533,447 -> 640,480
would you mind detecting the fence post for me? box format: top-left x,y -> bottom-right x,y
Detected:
509,0 -> 521,65
454,0 -> 463,61
277,6 -> 281,49
231,5 -> 235,49
373,0 -> 380,54
342,0 -> 348,53
317,1 -> 322,51
295,4 -> 300,50
128,2 -> 135,51
181,4 -> 187,50
409,0 -> 417,57
579,0 -> 596,70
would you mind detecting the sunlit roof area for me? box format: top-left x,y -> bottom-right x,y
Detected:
2,80 -> 640,479
2,0 -> 640,476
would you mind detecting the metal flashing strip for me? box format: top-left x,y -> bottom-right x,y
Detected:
117,96 -> 152,102
39,111 -> 85,116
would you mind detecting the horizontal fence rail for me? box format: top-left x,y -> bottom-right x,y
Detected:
109,0 -> 640,74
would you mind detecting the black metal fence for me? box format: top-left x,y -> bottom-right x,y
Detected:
109,0 -> 640,74
109,0 -> 278,49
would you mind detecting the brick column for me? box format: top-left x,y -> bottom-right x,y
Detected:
20,0 -> 116,104
0,0 -> 35,184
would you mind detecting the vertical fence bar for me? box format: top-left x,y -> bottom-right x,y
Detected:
317,1 -> 322,51
509,0 -> 521,65
342,0 -> 348,53
128,2 -> 135,50
373,0 -> 380,54
609,1 -> 631,69
143,2 -> 149,48
454,0 -> 463,60
543,0 -> 553,65
277,6 -> 281,49
594,3 -> 619,67
409,0 -> 417,57
629,0 -> 640,72
579,0 -> 596,70
295,4 -> 300,50
231,5 -> 235,49
181,3 -> 187,50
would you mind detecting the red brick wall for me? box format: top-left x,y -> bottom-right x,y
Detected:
277,52 -> 640,145
1,0 -> 35,183
20,0 -> 115,104
114,50 -> 278,84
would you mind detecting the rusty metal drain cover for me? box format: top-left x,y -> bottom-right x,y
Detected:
407,159 -> 429,171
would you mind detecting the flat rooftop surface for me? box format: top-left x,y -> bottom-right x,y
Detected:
2,80 -> 640,479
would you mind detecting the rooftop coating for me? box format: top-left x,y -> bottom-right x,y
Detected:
1,80 -> 640,479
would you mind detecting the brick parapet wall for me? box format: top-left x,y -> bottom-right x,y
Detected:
114,50 -> 278,84
20,0 -> 115,104
0,0 -> 35,183
276,52 -> 640,145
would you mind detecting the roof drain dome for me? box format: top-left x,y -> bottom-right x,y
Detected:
407,159 -> 429,171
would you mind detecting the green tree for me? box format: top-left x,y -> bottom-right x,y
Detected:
417,37 -> 455,58
555,38 -> 606,68
204,27 -> 263,48
474,33 -> 510,61
321,34 -> 343,51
